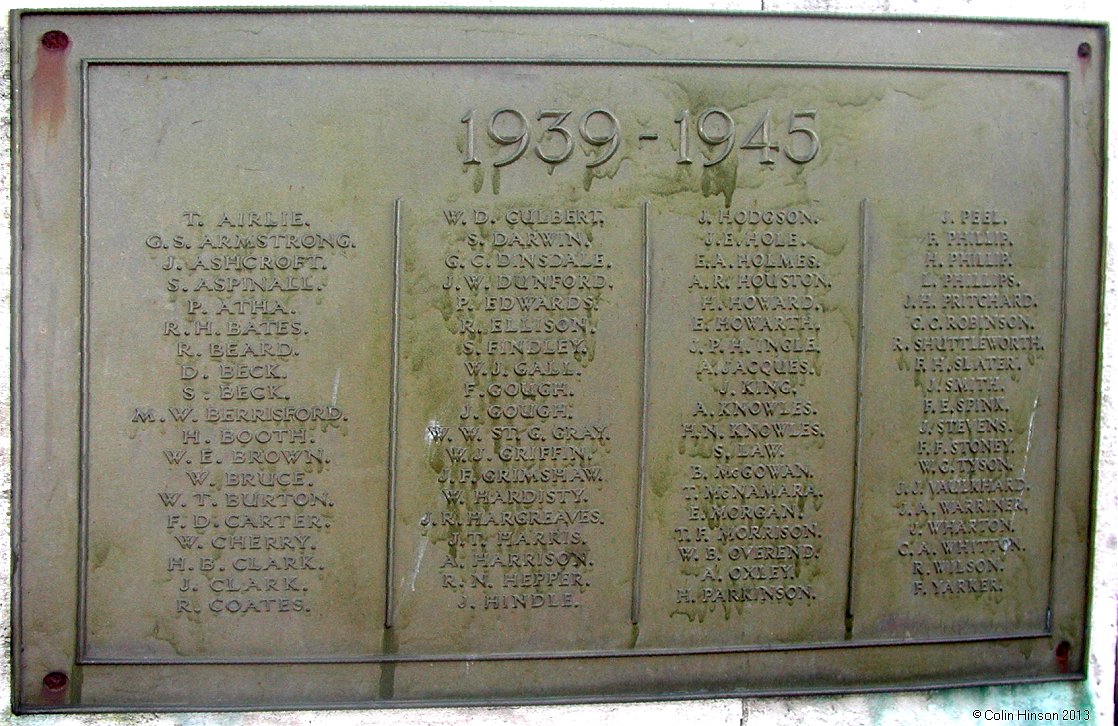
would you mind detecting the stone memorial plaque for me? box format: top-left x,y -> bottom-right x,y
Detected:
11,9 -> 1104,712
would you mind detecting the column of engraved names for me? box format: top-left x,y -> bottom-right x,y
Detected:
895,209 -> 1042,599
673,208 -> 829,612
422,207 -> 611,613
135,210 -> 352,618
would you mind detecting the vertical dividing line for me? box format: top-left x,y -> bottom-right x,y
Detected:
844,198 -> 871,639
77,60 -> 92,659
1044,76 -> 1073,633
384,198 -> 403,629
631,201 -> 652,625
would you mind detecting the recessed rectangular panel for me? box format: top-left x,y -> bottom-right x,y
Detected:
82,62 -> 393,662
851,70 -> 1067,640
12,9 -> 1104,711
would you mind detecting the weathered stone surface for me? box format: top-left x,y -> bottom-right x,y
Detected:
9,8 -> 1105,712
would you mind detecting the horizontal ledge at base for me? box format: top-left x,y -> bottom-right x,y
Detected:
76,628 -> 1052,665
14,672 -> 1086,715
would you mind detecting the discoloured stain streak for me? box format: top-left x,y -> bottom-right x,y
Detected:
31,32 -> 70,139
410,536 -> 427,592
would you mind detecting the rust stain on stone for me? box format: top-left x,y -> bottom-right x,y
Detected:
31,31 -> 71,139
40,671 -> 69,706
